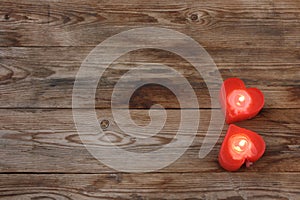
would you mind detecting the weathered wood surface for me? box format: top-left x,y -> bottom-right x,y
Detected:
0,47 -> 299,108
0,173 -> 299,199
0,0 -> 300,199
1,0 -> 300,48
0,109 -> 299,174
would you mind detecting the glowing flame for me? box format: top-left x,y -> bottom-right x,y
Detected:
233,138 -> 248,153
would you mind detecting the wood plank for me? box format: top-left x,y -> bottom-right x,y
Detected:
0,0 -> 300,47
0,173 -> 299,199
0,108 -> 299,173
0,0 -> 299,199
0,47 -> 299,108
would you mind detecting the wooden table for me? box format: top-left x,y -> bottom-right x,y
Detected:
0,0 -> 299,199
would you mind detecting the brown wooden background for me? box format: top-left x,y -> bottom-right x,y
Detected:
0,0 -> 299,199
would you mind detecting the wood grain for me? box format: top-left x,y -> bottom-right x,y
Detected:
0,108 -> 299,173
0,0 -> 299,199
0,173 -> 299,199
0,0 -> 300,47
0,47 -> 299,108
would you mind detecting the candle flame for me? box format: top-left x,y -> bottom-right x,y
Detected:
229,134 -> 253,160
228,90 -> 251,110
239,139 -> 247,147
233,139 -> 248,152
238,95 -> 245,102
236,95 -> 245,106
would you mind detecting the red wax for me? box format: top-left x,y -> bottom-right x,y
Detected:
220,78 -> 264,124
219,124 -> 266,171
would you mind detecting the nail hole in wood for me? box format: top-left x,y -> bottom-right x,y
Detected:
190,14 -> 198,21
100,119 -> 110,130
4,14 -> 10,20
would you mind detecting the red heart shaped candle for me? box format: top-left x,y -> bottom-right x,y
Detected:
218,124 -> 266,171
220,78 -> 264,124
